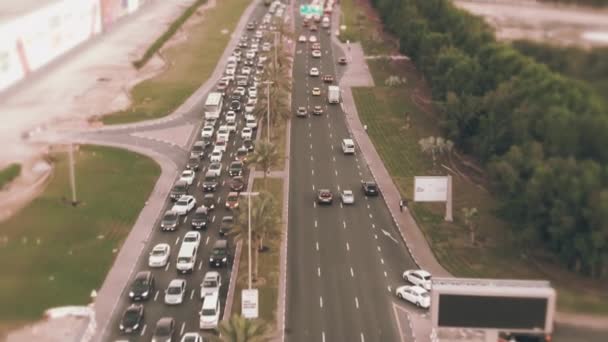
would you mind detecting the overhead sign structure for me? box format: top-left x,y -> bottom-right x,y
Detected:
413,176 -> 453,221
241,289 -> 259,319
299,4 -> 323,16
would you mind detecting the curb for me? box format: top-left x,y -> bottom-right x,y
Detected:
223,240 -> 243,321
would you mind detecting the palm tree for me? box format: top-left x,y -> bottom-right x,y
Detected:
254,85 -> 290,134
248,141 -> 280,185
214,314 -> 271,342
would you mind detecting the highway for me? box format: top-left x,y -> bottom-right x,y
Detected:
285,1 -> 421,341
103,2 -> 275,341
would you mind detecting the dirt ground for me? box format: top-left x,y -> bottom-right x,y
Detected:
454,0 -> 608,48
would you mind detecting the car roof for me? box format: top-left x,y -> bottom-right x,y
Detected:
135,270 -> 151,279
195,206 -> 208,213
169,279 -> 185,286
410,285 -> 428,294
204,271 -> 220,279
184,231 -> 199,238
412,269 -> 432,277
204,194 -> 215,199
343,190 -> 353,194
213,239 -> 228,248
153,243 -> 169,250
157,317 -> 174,326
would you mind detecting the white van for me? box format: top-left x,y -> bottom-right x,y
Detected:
199,292 -> 220,330
176,243 -> 198,274
342,139 -> 355,154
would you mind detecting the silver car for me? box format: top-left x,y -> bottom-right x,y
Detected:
341,190 -> 355,204
164,279 -> 186,305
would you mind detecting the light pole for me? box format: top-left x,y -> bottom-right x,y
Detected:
240,191 -> 259,289
262,81 -> 273,143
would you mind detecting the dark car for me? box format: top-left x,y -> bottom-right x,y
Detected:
219,216 -> 234,236
235,147 -> 249,162
317,189 -> 333,204
119,304 -> 144,333
246,23 -> 255,30
209,239 -> 231,267
129,271 -> 154,301
242,139 -> 255,152
201,137 -> 213,148
230,176 -> 245,192
191,206 -> 209,230
152,317 -> 175,342
230,94 -> 242,101
244,59 -> 254,67
202,173 -> 219,192
230,100 -> 242,112
362,181 -> 379,196
170,180 -> 189,201
202,194 -> 216,211
160,210 -> 179,231
322,75 -> 334,83
190,141 -> 205,159
312,106 -> 323,115
338,57 -> 347,65
186,157 -> 200,171
239,41 -> 248,48
228,161 -> 244,177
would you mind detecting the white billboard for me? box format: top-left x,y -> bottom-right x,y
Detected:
241,289 -> 259,319
414,176 -> 449,202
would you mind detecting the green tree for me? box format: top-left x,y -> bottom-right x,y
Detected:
461,207 -> 479,245
215,314 -> 271,342
248,141 -> 280,186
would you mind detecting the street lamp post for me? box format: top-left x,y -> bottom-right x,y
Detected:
240,192 -> 259,289
262,81 -> 273,143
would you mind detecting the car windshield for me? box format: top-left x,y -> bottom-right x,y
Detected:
151,249 -> 165,256
177,199 -> 188,206
123,308 -> 140,324
204,197 -> 214,205
203,279 -> 218,288
237,150 -> 247,156
367,183 -> 377,189
212,248 -> 226,256
193,211 -> 207,220
210,164 -> 220,170
184,236 -> 197,242
202,309 -> 216,316
420,291 -> 430,298
174,184 -> 186,191
422,275 -> 431,281
167,286 -> 182,295
184,337 -> 198,342
192,145 -> 203,152
164,212 -> 177,221
177,257 -> 191,264
132,278 -> 148,291
188,158 -> 198,164
204,176 -> 216,182
154,324 -> 171,336
227,195 -> 238,202
222,217 -> 234,224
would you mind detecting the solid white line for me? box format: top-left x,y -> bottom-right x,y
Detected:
314,220 -> 318,228
316,242 -> 319,251
140,324 -> 147,336
320,296 -> 323,308
180,322 -> 185,335
165,263 -> 170,271
154,290 -> 159,301
355,297 -> 360,309
175,237 -> 180,245
318,267 -> 321,277
381,258 -> 385,265
190,289 -> 195,300
346,242 -> 350,251
350,267 -> 354,277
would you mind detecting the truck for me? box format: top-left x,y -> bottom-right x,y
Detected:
328,85 -> 340,104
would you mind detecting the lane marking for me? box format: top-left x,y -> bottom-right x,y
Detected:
320,296 -> 323,308
198,261 -> 203,270
217,196 -> 222,204
342,221 -> 346,228
175,237 -> 180,245
332,156 -> 336,162
335,170 -> 338,176
388,285 -> 392,293
140,324 -> 147,336
314,220 -> 318,228
165,263 -> 170,271
312,184 -> 316,191
212,215 -> 216,223
316,242 -> 319,251
350,267 -> 354,277
372,223 -> 375,229
355,297 -> 360,309
384,271 -> 388,278
313,201 -> 317,208
310,143 -> 313,149
337,184 -> 341,191
340,203 -> 343,208
206,236 -> 210,245
361,333 -> 365,342
154,290 -> 159,301
331,145 -> 334,150
312,169 -> 315,176
367,204 -> 370,209
369,213 -> 373,219
318,267 -> 321,277
322,332 -> 326,342
180,322 -> 185,336
190,289 -> 195,300
311,156 -> 314,161
346,242 -> 350,251
378,246 -> 382,252
381,258 -> 385,265
374,234 -> 378,239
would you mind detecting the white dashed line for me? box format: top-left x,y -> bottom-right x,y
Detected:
175,237 -> 180,245
198,261 -> 203,270
337,184 -> 341,191
140,324 -> 147,336
350,267 -> 354,277
355,297 -> 360,309
212,215 -> 216,223
381,258 -> 385,265
313,201 -> 317,208
217,197 -> 222,204
322,331 -> 326,342
180,322 -> 185,335
335,170 -> 338,176
374,234 -> 378,239
310,143 -> 313,149
378,246 -> 382,252
342,221 -> 346,228
331,145 -> 334,150
361,332 -> 365,342
164,263 -> 170,271
311,156 -> 314,161
318,267 -> 321,277
314,220 -> 318,228
205,236 -> 210,245
372,223 -> 375,229
340,202 -> 343,208
154,290 -> 159,301
369,213 -> 373,219
190,289 -> 195,300
384,271 -> 388,278
332,156 -> 336,162
388,285 -> 392,293
312,184 -> 316,191
367,204 -> 370,209
316,242 -> 319,251
320,296 -> 323,308
312,169 -> 315,175
346,242 -> 350,251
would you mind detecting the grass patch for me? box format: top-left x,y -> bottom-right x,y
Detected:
101,0 -> 250,124
351,32 -> 608,315
337,0 -> 394,55
0,146 -> 160,326
0,164 -> 21,189
233,178 -> 283,325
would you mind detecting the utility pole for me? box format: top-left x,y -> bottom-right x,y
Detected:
240,192 -> 260,289
262,81 -> 273,142
68,143 -> 77,205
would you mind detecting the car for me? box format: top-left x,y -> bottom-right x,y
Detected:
258,55 -> 268,64
312,87 -> 321,96
245,101 -> 256,114
179,170 -> 196,185
323,75 -> 334,83
309,67 -> 319,76
210,151 -> 223,163
262,42 -> 271,52
312,105 -> 323,115
214,139 -> 227,153
201,126 -> 214,139
230,176 -> 245,192
200,271 -> 222,300
204,117 -> 217,127
298,35 -> 307,43
226,121 -> 237,133
219,216 -> 234,236
309,35 -> 317,43
225,66 -> 236,75
340,190 -> 355,204
225,192 -> 240,209
241,127 -> 253,140
160,210 -> 179,231
246,22 -> 255,30
183,231 -> 201,247
317,189 -> 333,204
216,79 -> 230,91
241,66 -> 251,75
119,304 -> 144,333
235,147 -> 249,163
296,106 -> 308,117
230,100 -> 242,112
312,42 -> 321,50
216,126 -> 230,141
225,111 -> 236,124
310,24 -> 318,31
149,243 -> 171,267
362,181 -> 379,196
312,49 -> 322,58
164,279 -> 187,305
245,115 -> 258,128
202,173 -> 218,192
313,14 -> 321,23
170,180 -> 189,201
395,285 -> 430,309
242,139 -> 255,151
181,332 -> 204,342
129,271 -> 155,301
172,195 -> 196,216
244,58 -> 254,67
186,157 -> 201,171
191,206 -> 209,230
248,86 -> 257,97
152,317 -> 175,342
209,239 -> 231,267
190,141 -> 206,159
207,163 -> 222,177
202,194 -> 216,211
228,161 -> 244,177
303,18 -> 309,27
403,269 -> 432,290
239,41 -> 248,48
246,50 -> 256,59
338,57 -> 347,65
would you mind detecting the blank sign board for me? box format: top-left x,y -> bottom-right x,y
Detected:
414,176 -> 448,202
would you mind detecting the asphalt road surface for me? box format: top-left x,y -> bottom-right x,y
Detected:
284,2 -> 421,341
103,2 -> 276,341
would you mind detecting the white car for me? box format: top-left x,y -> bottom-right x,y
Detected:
246,50 -> 256,59
201,126 -> 214,138
312,49 -> 322,58
234,86 -> 246,96
214,140 -> 227,153
258,56 -> 268,64
217,126 -> 230,141
210,151 -> 223,163
309,67 -> 319,76
182,231 -> 201,248
248,87 -> 257,97
309,35 -> 317,43
241,66 -> 251,75
207,163 -> 222,177
204,117 -> 217,127
245,115 -> 258,129
164,279 -> 187,305
255,30 -> 263,38
172,195 -> 197,215
226,121 -> 237,133
250,43 -> 259,52
200,271 -> 222,300
341,190 -> 355,204
262,42 -> 271,52
225,111 -> 236,124
395,285 -> 430,309
180,332 -> 203,342
241,127 -> 253,140
245,100 -> 256,114
402,269 -> 432,290
225,66 -> 236,75
298,35 -> 307,43
312,87 -> 321,96
148,243 -> 170,267
179,170 -> 196,185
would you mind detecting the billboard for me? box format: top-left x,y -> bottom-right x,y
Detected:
241,289 -> 259,319
431,278 -> 556,334
414,176 -> 448,202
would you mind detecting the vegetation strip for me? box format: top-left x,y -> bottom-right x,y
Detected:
0,164 -> 21,189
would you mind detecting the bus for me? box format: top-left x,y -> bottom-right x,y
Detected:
204,92 -> 223,119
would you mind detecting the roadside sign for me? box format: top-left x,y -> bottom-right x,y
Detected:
241,289 -> 259,319
299,4 -> 322,16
